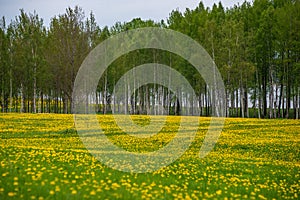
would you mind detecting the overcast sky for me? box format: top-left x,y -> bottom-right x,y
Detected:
0,0 -> 247,27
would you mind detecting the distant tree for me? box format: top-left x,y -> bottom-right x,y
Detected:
0,17 -> 10,112
47,6 -> 89,113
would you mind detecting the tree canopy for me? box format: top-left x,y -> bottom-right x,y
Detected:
0,1 -> 299,119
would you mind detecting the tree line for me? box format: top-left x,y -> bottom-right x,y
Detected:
0,0 -> 299,119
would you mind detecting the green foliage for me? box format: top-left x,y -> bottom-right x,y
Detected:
0,1 -> 299,118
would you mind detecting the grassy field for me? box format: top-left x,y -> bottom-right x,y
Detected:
0,114 -> 299,199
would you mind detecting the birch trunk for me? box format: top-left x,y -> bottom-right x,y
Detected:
1,79 -> 4,113
9,70 -> 12,113
296,88 -> 299,119
20,83 -> 25,113
269,70 -> 274,118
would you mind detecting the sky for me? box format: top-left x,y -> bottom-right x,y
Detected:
0,0 -> 247,27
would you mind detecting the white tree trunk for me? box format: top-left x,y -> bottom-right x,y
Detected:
297,87 -> 299,119
9,71 -> 12,112
32,46 -> 37,114
20,83 -> 24,113
1,79 -> 4,113
125,76 -> 129,115
240,86 -> 245,118
269,70 -> 274,118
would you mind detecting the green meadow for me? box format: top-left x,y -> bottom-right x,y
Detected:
0,114 -> 299,199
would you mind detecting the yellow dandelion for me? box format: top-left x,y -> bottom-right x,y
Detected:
185,194 -> 192,200
216,190 -> 222,195
112,183 -> 120,190
8,192 -> 16,197
71,190 -> 77,194
165,186 -> 171,193
55,186 -> 60,192
258,194 -> 267,200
